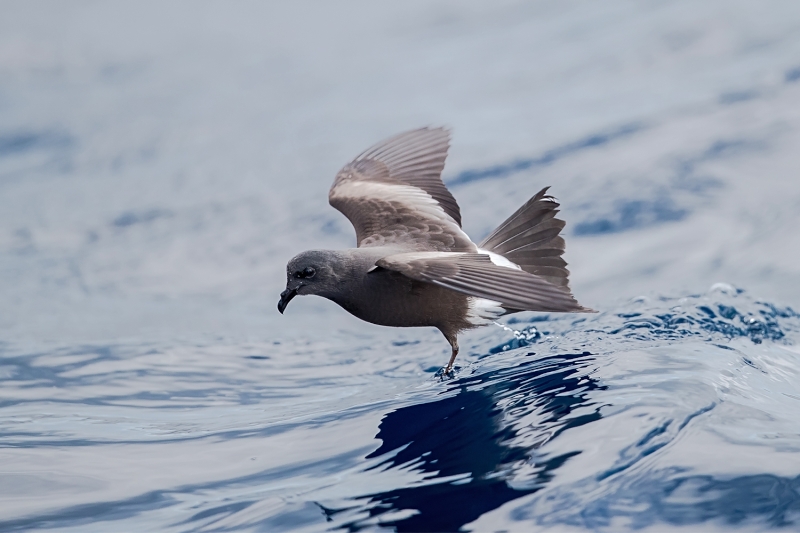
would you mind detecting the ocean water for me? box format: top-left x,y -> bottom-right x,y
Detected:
2,1 -> 800,531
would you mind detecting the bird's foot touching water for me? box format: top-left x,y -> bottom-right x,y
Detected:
434,341 -> 461,380
439,339 -> 460,378
434,366 -> 457,380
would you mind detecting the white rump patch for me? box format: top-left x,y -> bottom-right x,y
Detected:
466,297 -> 505,326
477,248 -> 522,270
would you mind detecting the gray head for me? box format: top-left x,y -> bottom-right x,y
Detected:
278,250 -> 347,314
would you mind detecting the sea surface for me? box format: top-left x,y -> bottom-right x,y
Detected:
2,2 -> 800,531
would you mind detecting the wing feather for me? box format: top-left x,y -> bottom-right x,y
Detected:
376,252 -> 593,312
329,128 -> 473,250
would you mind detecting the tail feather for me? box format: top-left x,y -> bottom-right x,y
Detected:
495,223 -> 565,254
481,188 -> 557,246
479,187 -> 572,289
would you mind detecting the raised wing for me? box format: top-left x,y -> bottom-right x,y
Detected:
376,252 -> 592,312
329,127 -> 474,251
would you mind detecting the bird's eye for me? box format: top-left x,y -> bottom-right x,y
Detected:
293,267 -> 316,279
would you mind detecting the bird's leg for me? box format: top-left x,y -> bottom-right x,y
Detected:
443,338 -> 459,374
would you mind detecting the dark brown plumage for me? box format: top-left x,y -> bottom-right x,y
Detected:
279,127 -> 593,374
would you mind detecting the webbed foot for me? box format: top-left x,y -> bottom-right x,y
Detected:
434,366 -> 457,380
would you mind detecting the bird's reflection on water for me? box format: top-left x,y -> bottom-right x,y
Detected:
322,351 -> 605,532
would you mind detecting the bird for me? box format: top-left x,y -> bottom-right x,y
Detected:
278,127 -> 593,374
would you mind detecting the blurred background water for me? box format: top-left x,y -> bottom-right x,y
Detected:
2,1 -> 800,531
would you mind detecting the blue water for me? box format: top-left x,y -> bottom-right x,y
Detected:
1,289 -> 799,531
3,2 -> 800,531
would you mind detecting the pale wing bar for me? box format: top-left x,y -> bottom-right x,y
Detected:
355,127 -> 460,225
329,127 -> 473,250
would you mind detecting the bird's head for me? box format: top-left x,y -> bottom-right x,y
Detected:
278,250 -> 343,314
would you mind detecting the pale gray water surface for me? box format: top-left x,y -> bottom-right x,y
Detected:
2,1 -> 800,531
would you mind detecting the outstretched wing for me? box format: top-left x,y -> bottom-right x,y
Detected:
329,127 -> 475,251
376,252 -> 592,312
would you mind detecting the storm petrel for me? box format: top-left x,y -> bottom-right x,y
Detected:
279,127 -> 592,373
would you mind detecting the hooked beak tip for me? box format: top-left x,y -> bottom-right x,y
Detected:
277,288 -> 297,314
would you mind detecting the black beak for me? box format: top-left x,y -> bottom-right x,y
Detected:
277,288 -> 297,314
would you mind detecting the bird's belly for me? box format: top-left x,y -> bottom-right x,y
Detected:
334,271 -> 470,331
